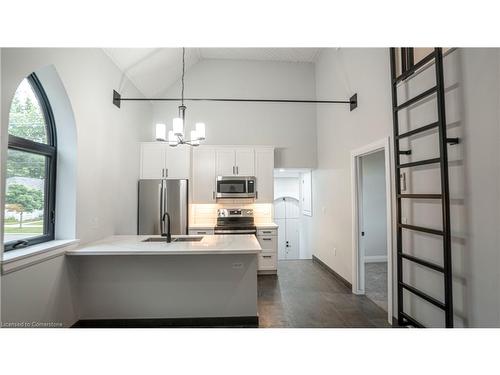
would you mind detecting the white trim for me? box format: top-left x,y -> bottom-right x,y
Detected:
351,137 -> 393,325
364,255 -> 388,263
1,239 -> 79,274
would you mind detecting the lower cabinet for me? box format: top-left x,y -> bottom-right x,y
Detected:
256,227 -> 278,274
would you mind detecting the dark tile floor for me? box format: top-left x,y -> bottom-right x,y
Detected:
365,262 -> 388,312
258,260 -> 391,328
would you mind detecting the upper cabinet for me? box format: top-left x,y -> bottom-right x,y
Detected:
235,148 -> 255,176
140,142 -> 190,180
141,143 -> 275,204
192,147 -> 217,203
216,148 -> 255,176
254,147 -> 275,203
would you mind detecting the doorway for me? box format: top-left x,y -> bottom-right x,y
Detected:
273,169 -> 313,260
351,138 -> 393,324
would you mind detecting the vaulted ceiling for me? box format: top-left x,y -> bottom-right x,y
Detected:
104,48 -> 322,97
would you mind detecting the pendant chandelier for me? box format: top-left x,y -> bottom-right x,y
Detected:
155,47 -> 205,146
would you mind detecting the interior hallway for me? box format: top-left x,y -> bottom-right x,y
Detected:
258,260 -> 391,328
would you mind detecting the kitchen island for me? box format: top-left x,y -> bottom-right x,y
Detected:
67,234 -> 261,327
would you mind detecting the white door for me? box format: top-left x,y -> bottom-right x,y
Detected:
192,148 -> 217,203
235,148 -> 255,175
140,143 -> 166,179
274,198 -> 286,219
275,218 -> 287,260
285,218 -> 300,259
216,149 -> 236,176
165,145 -> 190,179
254,148 -> 274,202
286,198 -> 300,219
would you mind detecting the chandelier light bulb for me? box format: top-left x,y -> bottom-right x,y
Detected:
173,117 -> 184,137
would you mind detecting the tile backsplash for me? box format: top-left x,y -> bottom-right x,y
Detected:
190,203 -> 274,225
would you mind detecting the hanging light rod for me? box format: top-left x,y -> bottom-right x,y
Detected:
112,90 -> 358,111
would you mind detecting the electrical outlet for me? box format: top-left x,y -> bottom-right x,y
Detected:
232,262 -> 243,269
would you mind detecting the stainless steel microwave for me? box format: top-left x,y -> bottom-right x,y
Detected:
216,176 -> 256,199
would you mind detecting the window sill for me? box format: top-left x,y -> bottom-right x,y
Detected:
1,239 -> 79,275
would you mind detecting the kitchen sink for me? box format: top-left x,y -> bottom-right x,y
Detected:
142,236 -> 204,243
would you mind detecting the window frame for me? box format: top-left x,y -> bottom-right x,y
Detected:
4,73 -> 57,251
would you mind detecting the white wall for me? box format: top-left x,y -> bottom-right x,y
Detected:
152,59 -> 317,168
1,48 -> 152,326
312,48 -> 393,284
360,150 -> 387,259
1,48 -> 152,246
312,48 -> 500,327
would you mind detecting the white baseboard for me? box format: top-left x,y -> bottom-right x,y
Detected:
364,255 -> 387,263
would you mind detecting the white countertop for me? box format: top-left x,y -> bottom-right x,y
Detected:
66,234 -> 262,256
255,222 -> 279,229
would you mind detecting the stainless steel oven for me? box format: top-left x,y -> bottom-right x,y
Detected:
216,176 -> 256,199
214,208 -> 257,235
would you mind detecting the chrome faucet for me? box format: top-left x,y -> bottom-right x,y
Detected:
161,212 -> 172,243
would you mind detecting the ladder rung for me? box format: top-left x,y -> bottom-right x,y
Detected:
397,121 -> 440,140
397,157 -> 441,169
398,194 -> 442,199
400,311 -> 425,328
395,86 -> 437,112
394,51 -> 437,84
399,252 -> 445,273
399,223 -> 443,236
400,282 -> 446,310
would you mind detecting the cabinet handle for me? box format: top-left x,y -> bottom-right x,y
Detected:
263,255 -> 272,259
255,191 -> 258,200
236,166 -> 239,175
262,238 -> 272,241
166,168 -> 168,178
262,231 -> 271,234
198,231 -> 207,234
212,191 -> 215,200
161,168 -> 165,178
232,166 -> 235,174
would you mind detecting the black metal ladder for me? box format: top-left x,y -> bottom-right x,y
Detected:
389,48 -> 454,328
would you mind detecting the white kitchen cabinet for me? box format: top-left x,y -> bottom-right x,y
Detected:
215,148 -> 255,176
254,148 -> 274,203
257,225 -> 278,274
192,147 -> 217,203
140,142 -> 190,180
216,149 -> 236,176
140,143 -> 166,179
165,146 -> 190,179
235,148 -> 255,175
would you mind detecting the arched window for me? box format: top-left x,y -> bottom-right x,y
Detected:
4,73 -> 57,251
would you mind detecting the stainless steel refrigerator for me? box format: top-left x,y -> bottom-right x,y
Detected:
137,179 -> 188,235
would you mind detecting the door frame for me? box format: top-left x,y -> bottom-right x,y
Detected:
350,137 -> 393,324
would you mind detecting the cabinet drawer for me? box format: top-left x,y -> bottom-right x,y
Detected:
257,235 -> 276,250
258,252 -> 277,270
188,229 -> 214,235
257,228 -> 277,236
